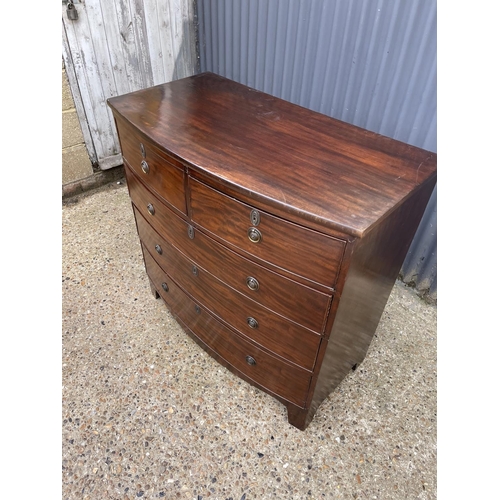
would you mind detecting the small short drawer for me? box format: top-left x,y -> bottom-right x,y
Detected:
134,206 -> 331,334
141,231 -> 321,371
189,178 -> 346,288
144,248 -> 311,407
127,166 -> 192,251
120,122 -> 186,215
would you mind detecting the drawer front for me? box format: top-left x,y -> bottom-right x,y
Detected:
144,247 -> 311,407
127,166 -> 193,250
189,178 -> 346,288
141,229 -> 321,371
119,122 -> 186,215
134,206 -> 331,333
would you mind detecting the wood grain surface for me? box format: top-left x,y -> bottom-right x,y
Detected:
144,247 -> 312,407
108,72 -> 437,236
189,178 -> 345,288
109,73 -> 437,429
134,206 -> 331,334
118,119 -> 187,214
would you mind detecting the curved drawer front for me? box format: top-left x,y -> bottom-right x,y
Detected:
120,122 -> 186,215
144,247 -> 311,407
127,166 -> 192,250
129,175 -> 331,333
142,235 -> 320,371
189,178 -> 346,288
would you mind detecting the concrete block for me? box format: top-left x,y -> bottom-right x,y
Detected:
62,144 -> 93,185
62,70 -> 75,111
62,110 -> 85,148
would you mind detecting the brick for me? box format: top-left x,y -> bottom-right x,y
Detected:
62,110 -> 85,148
62,145 -> 93,185
62,70 -> 75,111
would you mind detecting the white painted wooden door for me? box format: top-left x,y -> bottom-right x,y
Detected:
62,0 -> 197,170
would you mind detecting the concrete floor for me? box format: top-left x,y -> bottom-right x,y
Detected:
62,178 -> 437,500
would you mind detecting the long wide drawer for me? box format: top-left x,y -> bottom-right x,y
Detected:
189,178 -> 346,288
144,247 -> 311,407
120,121 -> 186,215
141,230 -> 321,371
130,175 -> 331,333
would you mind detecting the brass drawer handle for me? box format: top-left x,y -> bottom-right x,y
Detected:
246,276 -> 259,291
161,282 -> 169,292
194,304 -> 201,314
246,355 -> 256,366
192,265 -> 199,276
247,317 -> 259,329
155,244 -> 162,255
187,225 -> 195,240
247,227 -> 262,243
140,142 -> 146,158
147,203 -> 155,215
141,160 -> 149,174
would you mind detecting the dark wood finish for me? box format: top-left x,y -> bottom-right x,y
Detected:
126,165 -> 191,246
108,72 -> 437,430
128,171 -> 331,333
108,72 -> 436,237
118,118 -> 187,215
144,247 -> 312,407
303,177 -> 437,428
189,178 -> 345,288
137,209 -> 321,371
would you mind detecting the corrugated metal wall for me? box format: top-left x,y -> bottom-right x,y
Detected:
196,0 -> 437,300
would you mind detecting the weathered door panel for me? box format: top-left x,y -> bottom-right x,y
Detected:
62,0 -> 197,170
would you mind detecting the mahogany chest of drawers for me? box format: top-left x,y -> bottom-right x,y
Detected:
107,72 -> 437,430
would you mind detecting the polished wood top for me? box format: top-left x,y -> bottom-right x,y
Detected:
108,72 -> 436,237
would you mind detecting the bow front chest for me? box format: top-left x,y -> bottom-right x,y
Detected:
108,72 -> 436,430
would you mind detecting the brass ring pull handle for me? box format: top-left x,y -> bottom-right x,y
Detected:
141,160 -> 149,174
246,355 -> 256,366
247,317 -> 259,329
147,203 -> 155,215
247,227 -> 262,243
246,277 -> 259,291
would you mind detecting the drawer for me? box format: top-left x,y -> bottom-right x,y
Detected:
144,247 -> 311,407
189,178 -> 346,288
120,122 -> 186,215
127,166 -> 193,251
134,206 -> 331,333
142,233 -> 321,371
